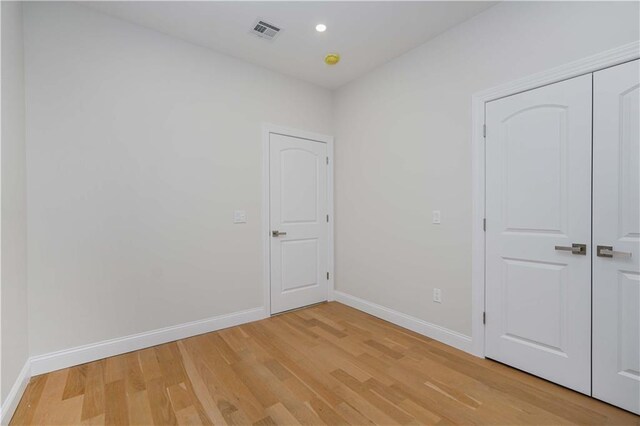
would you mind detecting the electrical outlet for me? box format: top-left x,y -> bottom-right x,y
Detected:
433,288 -> 442,303
432,210 -> 441,224
233,210 -> 247,223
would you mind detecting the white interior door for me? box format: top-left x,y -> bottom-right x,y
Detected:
269,132 -> 328,314
485,74 -> 592,394
592,59 -> 640,415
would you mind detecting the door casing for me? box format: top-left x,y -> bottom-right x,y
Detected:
471,41 -> 640,358
262,123 -> 335,315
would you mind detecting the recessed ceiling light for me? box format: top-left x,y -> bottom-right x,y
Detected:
315,24 -> 327,33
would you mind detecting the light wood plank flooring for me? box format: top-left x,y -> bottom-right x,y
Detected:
10,302 -> 639,425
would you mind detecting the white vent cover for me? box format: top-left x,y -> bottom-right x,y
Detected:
250,19 -> 281,41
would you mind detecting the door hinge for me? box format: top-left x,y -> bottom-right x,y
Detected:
483,312 -> 486,325
327,272 -> 330,280
326,157 -> 329,165
482,124 -> 486,138
326,214 -> 329,223
483,218 -> 486,231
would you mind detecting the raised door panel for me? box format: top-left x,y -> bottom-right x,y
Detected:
280,239 -> 319,293
619,86 -> 640,240
280,149 -> 319,224
502,106 -> 568,234
501,258 -> 568,355
618,272 -> 639,381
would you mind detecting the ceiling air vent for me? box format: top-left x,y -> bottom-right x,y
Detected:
250,19 -> 281,41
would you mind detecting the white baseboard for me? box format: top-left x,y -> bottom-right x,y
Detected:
0,360 -> 31,426
1,307 -> 265,422
30,306 -> 267,376
6,296 -> 471,422
333,291 -> 473,354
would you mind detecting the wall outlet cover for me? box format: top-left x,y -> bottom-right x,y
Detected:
432,210 -> 441,224
233,210 -> 247,223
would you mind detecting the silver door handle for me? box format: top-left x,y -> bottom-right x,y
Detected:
597,245 -> 632,258
554,243 -> 587,255
272,230 -> 287,237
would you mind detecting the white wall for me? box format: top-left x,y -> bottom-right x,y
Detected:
24,2 -> 332,357
17,0 -> 640,363
333,1 -> 640,336
1,0 -> 28,405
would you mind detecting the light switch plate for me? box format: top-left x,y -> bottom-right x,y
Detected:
433,288 -> 442,303
432,210 -> 441,224
233,210 -> 247,224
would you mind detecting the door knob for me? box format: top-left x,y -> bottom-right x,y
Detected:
272,230 -> 287,237
596,245 -> 632,258
554,243 -> 587,255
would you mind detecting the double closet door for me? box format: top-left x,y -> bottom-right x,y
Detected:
485,59 -> 639,414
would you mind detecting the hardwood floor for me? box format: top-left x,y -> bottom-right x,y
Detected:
10,302 -> 639,425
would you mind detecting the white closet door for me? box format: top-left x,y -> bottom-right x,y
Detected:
485,74 -> 592,394
593,59 -> 640,415
269,133 -> 328,314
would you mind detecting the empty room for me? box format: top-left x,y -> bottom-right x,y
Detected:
1,1 -> 639,424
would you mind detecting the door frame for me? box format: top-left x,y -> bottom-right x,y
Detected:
262,123 -> 335,316
470,41 -> 640,358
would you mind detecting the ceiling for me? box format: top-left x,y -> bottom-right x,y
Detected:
82,1 -> 497,89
